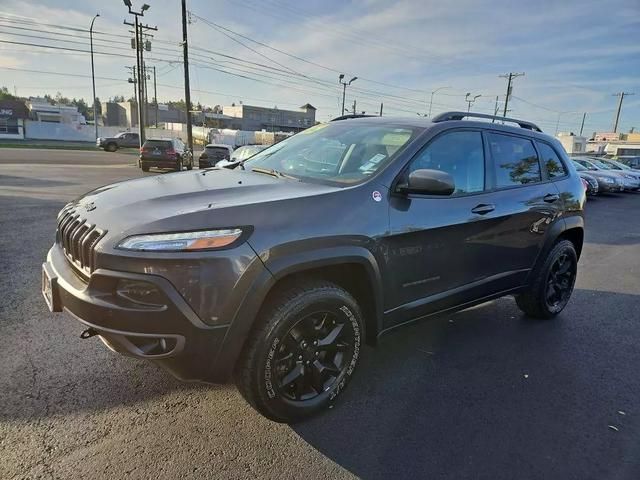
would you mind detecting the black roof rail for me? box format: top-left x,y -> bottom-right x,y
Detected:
431,111 -> 542,132
330,114 -> 377,122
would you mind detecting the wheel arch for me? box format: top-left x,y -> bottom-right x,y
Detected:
263,247 -> 384,345
209,246 -> 384,383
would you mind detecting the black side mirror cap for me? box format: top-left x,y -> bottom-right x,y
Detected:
398,169 -> 455,196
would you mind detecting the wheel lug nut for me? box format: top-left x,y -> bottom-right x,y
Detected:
298,355 -> 303,360
306,360 -> 310,365
315,351 -> 319,356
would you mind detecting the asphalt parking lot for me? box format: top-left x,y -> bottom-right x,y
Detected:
1,148 -> 639,480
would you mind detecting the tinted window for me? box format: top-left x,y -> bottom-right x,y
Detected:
205,147 -> 231,160
144,140 -> 172,149
488,133 -> 541,187
537,142 -> 567,178
408,131 -> 485,194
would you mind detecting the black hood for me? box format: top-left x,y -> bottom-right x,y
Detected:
70,168 -> 339,237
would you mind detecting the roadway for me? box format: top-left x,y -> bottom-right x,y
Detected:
1,148 -> 638,479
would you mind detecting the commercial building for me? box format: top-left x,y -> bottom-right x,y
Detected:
26,98 -> 86,124
556,133 -> 587,154
223,103 -> 316,132
101,101 -> 187,127
0,99 -> 28,139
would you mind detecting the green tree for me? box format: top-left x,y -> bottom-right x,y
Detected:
0,86 -> 17,100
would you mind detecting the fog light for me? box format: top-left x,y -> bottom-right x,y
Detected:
116,279 -> 165,307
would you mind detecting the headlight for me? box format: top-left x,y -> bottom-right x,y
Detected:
117,228 -> 243,251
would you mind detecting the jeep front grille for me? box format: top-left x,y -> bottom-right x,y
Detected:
56,206 -> 106,276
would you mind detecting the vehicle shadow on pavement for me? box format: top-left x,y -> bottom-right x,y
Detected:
293,290 -> 640,480
0,175 -> 76,188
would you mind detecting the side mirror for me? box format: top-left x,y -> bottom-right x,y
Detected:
400,169 -> 455,195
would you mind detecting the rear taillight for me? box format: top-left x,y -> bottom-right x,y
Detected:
166,149 -> 177,157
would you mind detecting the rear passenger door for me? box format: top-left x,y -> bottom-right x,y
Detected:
481,132 -> 563,281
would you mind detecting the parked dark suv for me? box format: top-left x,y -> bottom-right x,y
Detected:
42,112 -> 585,423
139,138 -> 193,172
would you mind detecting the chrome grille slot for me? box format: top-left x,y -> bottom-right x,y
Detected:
55,208 -> 107,276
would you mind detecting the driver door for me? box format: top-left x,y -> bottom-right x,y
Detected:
382,129 -> 500,327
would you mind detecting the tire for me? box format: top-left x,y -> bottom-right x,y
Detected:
516,239 -> 578,319
141,165 -> 150,172
176,159 -> 182,172
105,143 -> 117,152
236,280 -> 364,423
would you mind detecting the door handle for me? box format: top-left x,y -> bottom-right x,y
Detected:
543,193 -> 560,203
471,204 -> 495,215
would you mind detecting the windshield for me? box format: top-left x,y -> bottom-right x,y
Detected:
578,160 -> 598,170
612,161 -> 630,170
232,145 -> 265,161
590,159 -> 611,169
572,161 -> 586,171
244,122 -> 419,185
601,160 -> 623,170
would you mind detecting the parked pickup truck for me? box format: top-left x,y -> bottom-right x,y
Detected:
97,132 -> 139,152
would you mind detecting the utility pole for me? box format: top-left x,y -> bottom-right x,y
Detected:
612,92 -> 635,133
123,1 -> 156,146
579,112 -> 586,136
379,102 -> 383,116
142,61 -> 149,127
338,74 -> 357,116
89,13 -> 100,141
126,65 -> 138,126
499,72 -> 525,117
152,65 -> 158,127
352,99 -> 356,116
181,0 -> 193,153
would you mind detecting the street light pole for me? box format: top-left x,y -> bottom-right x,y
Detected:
428,86 -> 451,118
465,93 -> 481,112
338,74 -> 357,116
89,13 -> 100,141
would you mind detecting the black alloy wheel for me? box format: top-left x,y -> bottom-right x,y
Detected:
516,239 -> 578,319
545,252 -> 576,311
274,311 -> 355,401
236,280 -> 363,423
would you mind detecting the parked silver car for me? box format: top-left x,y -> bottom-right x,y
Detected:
573,157 -> 635,191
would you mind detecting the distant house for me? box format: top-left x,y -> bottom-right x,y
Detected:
0,99 -> 28,139
26,98 -> 86,125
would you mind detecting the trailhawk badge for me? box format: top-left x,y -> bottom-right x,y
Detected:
372,191 -> 382,202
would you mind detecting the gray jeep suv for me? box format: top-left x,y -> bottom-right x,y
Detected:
42,112 -> 585,423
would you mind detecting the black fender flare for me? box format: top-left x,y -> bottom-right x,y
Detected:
209,246 -> 384,382
527,215 -> 584,284
264,246 -> 384,337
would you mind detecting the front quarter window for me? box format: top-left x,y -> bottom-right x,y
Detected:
244,122 -> 418,185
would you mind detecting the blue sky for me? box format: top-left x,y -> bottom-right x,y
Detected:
0,0 -> 638,134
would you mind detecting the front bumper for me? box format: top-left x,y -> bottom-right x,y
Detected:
43,245 -> 230,382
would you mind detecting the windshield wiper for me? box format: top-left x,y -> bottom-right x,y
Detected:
251,167 -> 298,180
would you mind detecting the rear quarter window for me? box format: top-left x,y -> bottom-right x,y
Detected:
537,142 -> 568,179
487,133 -> 542,187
